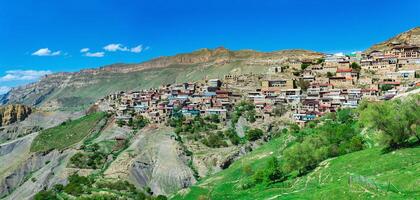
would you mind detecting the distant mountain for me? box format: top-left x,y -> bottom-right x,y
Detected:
366,26 -> 420,53
0,47 -> 322,110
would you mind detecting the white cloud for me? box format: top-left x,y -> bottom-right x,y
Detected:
130,45 -> 143,53
0,70 -> 53,82
80,48 -> 90,53
0,86 -> 11,95
85,52 -> 105,57
103,43 -> 129,52
32,48 -> 61,56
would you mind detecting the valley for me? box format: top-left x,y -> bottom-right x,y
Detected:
0,27 -> 419,200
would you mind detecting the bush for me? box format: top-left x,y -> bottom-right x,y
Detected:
156,195 -> 168,200
253,169 -> 265,183
351,62 -> 361,71
225,129 -> 241,145
231,101 -> 256,125
265,157 -> 285,183
327,72 -> 334,78
359,95 -> 420,149
63,174 -> 92,196
296,79 -> 310,91
133,116 -> 149,129
283,109 -> 364,175
34,190 -> 57,200
242,164 -> 254,176
380,84 -> 394,91
69,150 -> 107,169
301,63 -> 311,70
245,128 -> 263,141
202,132 -> 228,148
117,119 -> 126,127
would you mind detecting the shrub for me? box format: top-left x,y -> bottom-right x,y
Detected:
301,63 -> 310,70
202,132 -> 228,148
242,164 -> 254,176
359,95 -> 420,149
133,116 -> 149,129
283,109 -> 364,175
327,72 -> 334,78
156,195 -> 168,200
380,84 -> 394,91
34,190 -> 57,200
253,169 -> 265,183
63,174 -> 92,196
245,128 -> 263,141
225,129 -> 241,145
265,157 -> 285,183
351,62 -> 361,71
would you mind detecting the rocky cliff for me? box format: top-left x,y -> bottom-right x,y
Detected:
0,105 -> 32,126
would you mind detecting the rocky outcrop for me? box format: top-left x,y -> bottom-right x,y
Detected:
0,110 -> 83,143
0,105 -> 32,126
0,149 -> 73,200
104,126 -> 196,196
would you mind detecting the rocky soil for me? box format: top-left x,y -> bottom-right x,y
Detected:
104,126 -> 196,196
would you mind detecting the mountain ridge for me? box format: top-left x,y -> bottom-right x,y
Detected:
0,48 -> 323,110
366,26 -> 420,53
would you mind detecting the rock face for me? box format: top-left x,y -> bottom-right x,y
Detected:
104,126 -> 196,196
366,26 -> 420,53
0,105 -> 32,126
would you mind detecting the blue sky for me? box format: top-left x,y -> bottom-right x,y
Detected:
0,0 -> 419,93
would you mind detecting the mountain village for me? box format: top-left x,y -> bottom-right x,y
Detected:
96,43 -> 420,126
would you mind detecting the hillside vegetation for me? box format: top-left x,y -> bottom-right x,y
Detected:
30,112 -> 107,152
172,95 -> 420,200
172,144 -> 419,200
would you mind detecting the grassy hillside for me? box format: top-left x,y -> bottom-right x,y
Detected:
30,112 -> 107,152
172,136 -> 419,200
42,61 -> 271,111
172,96 -> 420,200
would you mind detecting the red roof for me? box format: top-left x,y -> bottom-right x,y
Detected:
336,68 -> 353,73
379,81 -> 401,85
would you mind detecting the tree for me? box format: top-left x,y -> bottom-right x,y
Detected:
326,72 -> 334,78
273,104 -> 288,116
265,157 -> 285,183
34,190 -> 58,200
359,95 -> 420,149
209,114 -> 220,123
350,62 -> 361,71
301,63 -> 311,70
225,129 -> 241,145
253,169 -> 265,183
116,119 -> 125,127
380,84 -> 394,91
316,58 -> 325,64
245,128 -> 263,141
296,79 -> 310,91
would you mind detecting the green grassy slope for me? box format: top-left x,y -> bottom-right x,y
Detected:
30,112 -> 107,152
172,136 -> 420,200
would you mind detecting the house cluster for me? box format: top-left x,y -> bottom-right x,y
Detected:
96,79 -> 244,124
96,44 -> 419,126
